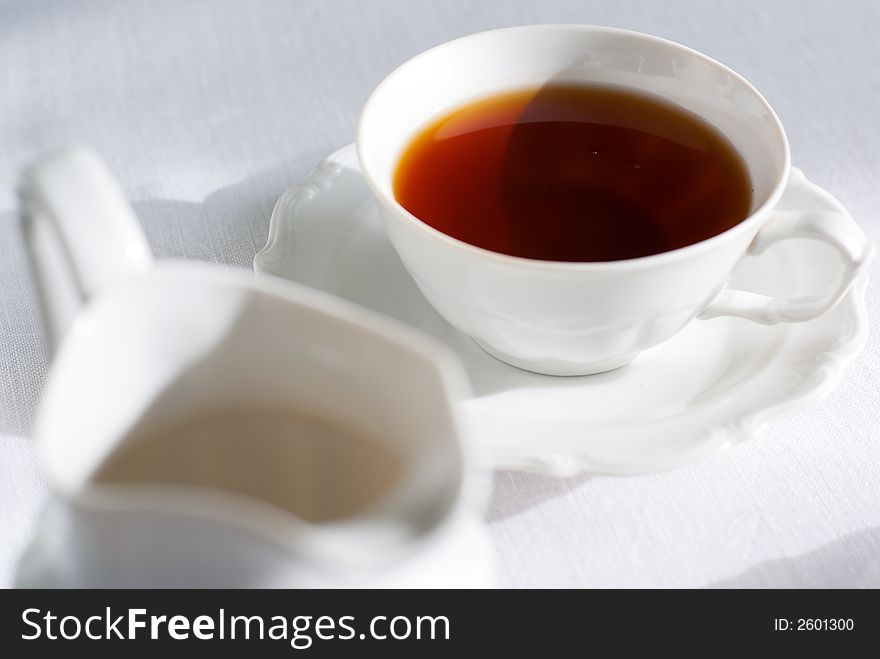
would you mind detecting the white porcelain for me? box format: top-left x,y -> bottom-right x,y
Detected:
17,148 -> 493,587
356,25 -> 873,375
255,144 -> 870,476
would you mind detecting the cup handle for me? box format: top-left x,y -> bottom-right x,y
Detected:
19,148 -> 154,353
698,168 -> 873,325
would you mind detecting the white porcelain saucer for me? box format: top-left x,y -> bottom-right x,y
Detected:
255,144 -> 870,477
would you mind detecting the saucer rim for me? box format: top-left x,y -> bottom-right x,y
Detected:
255,143 -> 871,478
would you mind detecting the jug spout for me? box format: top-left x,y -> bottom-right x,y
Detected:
19,148 -> 153,354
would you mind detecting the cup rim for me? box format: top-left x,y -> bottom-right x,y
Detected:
357,23 -> 791,271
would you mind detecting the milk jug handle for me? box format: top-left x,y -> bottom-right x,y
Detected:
19,148 -> 154,354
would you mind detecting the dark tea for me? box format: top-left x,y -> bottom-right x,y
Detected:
393,84 -> 752,262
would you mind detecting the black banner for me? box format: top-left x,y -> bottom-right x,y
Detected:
0,589 -> 872,655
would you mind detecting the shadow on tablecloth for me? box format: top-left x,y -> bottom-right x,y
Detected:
709,526 -> 880,588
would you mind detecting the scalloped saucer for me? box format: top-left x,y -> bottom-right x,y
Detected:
255,144 -> 869,477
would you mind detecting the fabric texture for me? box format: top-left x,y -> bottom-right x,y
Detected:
1,0 -> 878,587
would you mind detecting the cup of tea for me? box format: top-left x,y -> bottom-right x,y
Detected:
357,25 -> 872,375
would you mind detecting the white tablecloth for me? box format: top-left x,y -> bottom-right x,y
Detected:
1,0 -> 878,588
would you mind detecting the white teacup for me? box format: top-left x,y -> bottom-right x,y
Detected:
357,25 -> 873,376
